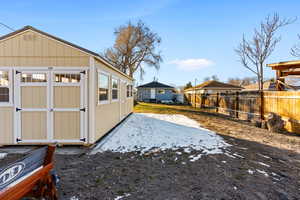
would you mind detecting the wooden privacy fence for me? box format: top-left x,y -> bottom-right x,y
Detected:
186,91 -> 300,133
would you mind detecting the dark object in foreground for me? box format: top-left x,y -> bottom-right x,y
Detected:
0,145 -> 57,200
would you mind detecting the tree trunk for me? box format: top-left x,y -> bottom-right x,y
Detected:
260,63 -> 264,91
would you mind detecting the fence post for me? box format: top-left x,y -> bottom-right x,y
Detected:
216,93 -> 219,113
235,92 -> 239,118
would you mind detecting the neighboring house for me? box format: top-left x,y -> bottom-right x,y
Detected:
184,80 -> 243,94
137,81 -> 175,102
242,81 -> 276,91
0,26 -> 134,146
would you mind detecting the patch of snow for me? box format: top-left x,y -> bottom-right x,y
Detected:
183,148 -> 192,153
70,196 -> 79,200
176,151 -> 182,155
233,153 -> 244,159
257,162 -> 270,168
256,169 -> 269,177
224,153 -> 236,159
233,186 -> 237,190
257,153 -> 271,159
189,154 -> 202,162
248,169 -> 254,174
174,157 -> 178,161
222,161 -> 227,163
182,162 -> 186,165
92,113 -> 229,157
0,153 -> 7,159
114,193 -> 130,200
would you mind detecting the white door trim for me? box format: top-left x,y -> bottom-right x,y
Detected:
14,67 -> 87,144
15,69 -> 50,143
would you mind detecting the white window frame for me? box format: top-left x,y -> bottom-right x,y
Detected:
111,76 -> 119,102
0,68 -> 13,107
98,71 -> 110,105
20,71 -> 48,86
126,83 -> 133,98
52,71 -> 82,86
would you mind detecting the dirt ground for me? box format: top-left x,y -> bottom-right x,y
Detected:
1,103 -> 300,200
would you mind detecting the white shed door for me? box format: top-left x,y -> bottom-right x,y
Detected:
150,88 -> 155,99
15,69 -> 87,144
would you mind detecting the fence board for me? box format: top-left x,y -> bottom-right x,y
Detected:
184,91 -> 300,134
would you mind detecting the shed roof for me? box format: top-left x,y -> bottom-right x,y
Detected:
137,81 -> 174,88
185,80 -> 243,91
0,25 -> 132,80
267,60 -> 300,70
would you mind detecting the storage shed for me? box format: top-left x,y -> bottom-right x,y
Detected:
0,26 -> 134,145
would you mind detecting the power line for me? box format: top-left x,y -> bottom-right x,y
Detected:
0,22 -> 15,31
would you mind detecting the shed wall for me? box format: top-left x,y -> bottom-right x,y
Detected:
0,30 -> 89,67
0,107 -> 13,145
94,60 -> 133,140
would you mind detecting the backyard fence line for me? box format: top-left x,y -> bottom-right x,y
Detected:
185,91 -> 300,134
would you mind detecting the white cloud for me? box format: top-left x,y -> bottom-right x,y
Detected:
169,58 -> 214,71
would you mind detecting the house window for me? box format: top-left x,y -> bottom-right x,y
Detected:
112,77 -> 118,100
0,71 -> 9,102
98,73 -> 109,102
158,89 -> 165,94
21,73 -> 47,82
127,84 -> 133,97
55,73 -> 80,83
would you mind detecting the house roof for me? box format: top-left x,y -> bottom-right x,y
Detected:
0,25 -> 132,80
137,81 -> 174,88
242,81 -> 276,91
185,80 -> 243,91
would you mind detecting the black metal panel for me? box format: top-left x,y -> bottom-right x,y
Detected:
0,146 -> 47,191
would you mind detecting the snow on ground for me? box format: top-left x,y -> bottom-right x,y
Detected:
0,153 -> 7,159
92,113 -> 229,156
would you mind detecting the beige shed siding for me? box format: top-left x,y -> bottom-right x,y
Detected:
94,60 -> 133,140
21,111 -> 47,140
0,107 -> 13,144
95,102 -> 120,139
0,30 -> 89,67
126,98 -> 134,114
21,86 -> 47,108
54,86 -> 80,108
53,111 -> 80,140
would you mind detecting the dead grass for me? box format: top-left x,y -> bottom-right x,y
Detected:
134,103 -> 300,154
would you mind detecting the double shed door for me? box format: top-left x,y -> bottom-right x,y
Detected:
15,69 -> 87,143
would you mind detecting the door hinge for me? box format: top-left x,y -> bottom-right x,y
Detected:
80,70 -> 86,75
80,138 -> 86,142
16,70 -> 21,74
16,107 -> 22,112
16,138 -> 22,142
80,108 -> 86,112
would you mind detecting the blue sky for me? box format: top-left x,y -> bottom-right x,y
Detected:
1,0 -> 300,86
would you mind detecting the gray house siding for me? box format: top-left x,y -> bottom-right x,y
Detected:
137,88 -> 174,102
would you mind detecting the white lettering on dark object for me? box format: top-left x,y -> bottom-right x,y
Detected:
0,162 -> 25,186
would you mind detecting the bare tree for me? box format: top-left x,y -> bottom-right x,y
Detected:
235,13 -> 295,91
291,34 -> 300,57
228,77 -> 257,86
104,20 -> 162,79
203,75 -> 219,82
